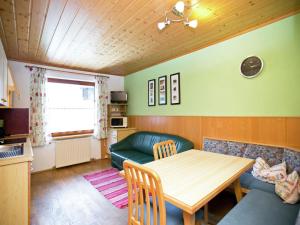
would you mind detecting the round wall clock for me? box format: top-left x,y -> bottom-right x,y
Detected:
240,56 -> 263,78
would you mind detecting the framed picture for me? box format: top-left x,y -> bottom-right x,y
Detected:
148,79 -> 156,106
158,75 -> 167,105
170,73 -> 180,105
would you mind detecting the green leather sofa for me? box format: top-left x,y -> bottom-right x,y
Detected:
110,131 -> 194,170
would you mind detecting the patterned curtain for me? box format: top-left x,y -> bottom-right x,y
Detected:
29,67 -> 48,147
94,76 -> 109,139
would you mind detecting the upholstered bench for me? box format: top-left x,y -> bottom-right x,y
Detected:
203,138 -> 300,193
110,131 -> 194,170
202,138 -> 300,225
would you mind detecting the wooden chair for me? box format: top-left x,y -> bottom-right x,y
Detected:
153,140 -> 177,160
124,160 -> 166,225
153,140 -> 209,225
124,160 -> 207,225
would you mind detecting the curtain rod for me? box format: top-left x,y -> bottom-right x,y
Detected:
24,64 -> 110,78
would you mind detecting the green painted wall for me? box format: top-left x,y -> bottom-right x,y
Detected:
125,14 -> 300,116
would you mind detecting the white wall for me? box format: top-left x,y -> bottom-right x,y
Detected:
9,60 -> 124,172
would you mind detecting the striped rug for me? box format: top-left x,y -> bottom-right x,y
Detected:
83,168 -> 128,209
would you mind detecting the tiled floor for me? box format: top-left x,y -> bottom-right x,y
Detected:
31,159 -> 236,225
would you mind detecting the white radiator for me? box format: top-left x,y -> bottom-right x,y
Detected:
55,137 -> 91,168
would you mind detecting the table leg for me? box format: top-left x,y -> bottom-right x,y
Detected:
183,211 -> 195,225
233,178 -> 242,202
204,204 -> 209,224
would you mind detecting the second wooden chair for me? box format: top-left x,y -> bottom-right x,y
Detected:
153,140 -> 177,160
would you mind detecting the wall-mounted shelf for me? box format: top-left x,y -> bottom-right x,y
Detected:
108,104 -> 127,117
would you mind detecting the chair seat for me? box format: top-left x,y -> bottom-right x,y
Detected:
145,201 -> 203,225
240,172 -> 275,194
217,189 -> 300,225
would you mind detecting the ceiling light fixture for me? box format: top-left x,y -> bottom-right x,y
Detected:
158,1 -> 200,31
173,1 -> 185,16
184,19 -> 198,28
157,20 -> 171,30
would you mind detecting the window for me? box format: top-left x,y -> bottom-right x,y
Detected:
47,78 -> 95,136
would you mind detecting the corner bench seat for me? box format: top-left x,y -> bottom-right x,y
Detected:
240,172 -> 275,194
218,189 -> 300,225
203,138 -> 300,225
203,137 -> 300,192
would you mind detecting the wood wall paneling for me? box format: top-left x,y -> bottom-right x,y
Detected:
286,117 -> 300,149
129,116 -> 300,151
0,0 -> 300,75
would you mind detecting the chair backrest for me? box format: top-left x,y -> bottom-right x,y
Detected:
153,140 -> 177,160
124,160 -> 166,225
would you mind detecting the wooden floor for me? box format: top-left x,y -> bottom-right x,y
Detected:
31,159 -> 236,225
31,159 -> 128,225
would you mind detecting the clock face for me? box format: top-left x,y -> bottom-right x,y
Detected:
240,56 -> 263,78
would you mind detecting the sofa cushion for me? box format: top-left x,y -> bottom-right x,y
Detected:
217,189 -> 300,225
129,131 -> 194,156
283,149 -> 300,174
243,144 -> 283,167
203,139 -> 228,154
111,150 -> 154,169
240,172 -> 275,194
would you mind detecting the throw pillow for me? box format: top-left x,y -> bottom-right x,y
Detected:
275,171 -> 300,204
252,157 -> 287,184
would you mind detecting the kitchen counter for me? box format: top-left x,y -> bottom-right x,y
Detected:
0,136 -> 32,225
0,137 -> 33,167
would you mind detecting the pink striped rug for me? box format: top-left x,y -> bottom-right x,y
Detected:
83,168 -> 129,209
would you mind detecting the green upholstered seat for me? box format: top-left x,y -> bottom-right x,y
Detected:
295,210 -> 300,225
217,189 -> 300,225
110,131 -> 194,170
145,200 -> 204,225
111,150 -> 154,170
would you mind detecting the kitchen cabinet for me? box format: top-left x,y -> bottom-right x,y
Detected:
0,40 -> 8,107
7,67 -> 15,107
0,138 -> 33,225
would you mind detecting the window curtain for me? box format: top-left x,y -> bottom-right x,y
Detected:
94,76 -> 109,139
29,67 -> 48,147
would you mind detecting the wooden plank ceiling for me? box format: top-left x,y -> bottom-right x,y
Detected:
0,0 -> 299,75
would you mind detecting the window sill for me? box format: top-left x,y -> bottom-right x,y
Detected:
52,133 -> 94,141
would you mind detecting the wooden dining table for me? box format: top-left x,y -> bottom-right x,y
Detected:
137,150 -> 254,225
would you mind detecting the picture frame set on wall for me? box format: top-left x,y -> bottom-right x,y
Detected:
148,79 -> 156,106
148,73 -> 181,106
158,75 -> 167,105
170,73 -> 180,105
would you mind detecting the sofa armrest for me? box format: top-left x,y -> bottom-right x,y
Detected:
176,141 -> 194,153
110,138 -> 132,153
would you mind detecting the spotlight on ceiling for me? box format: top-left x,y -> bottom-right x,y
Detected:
173,1 -> 185,16
157,20 -> 171,30
184,19 -> 198,28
